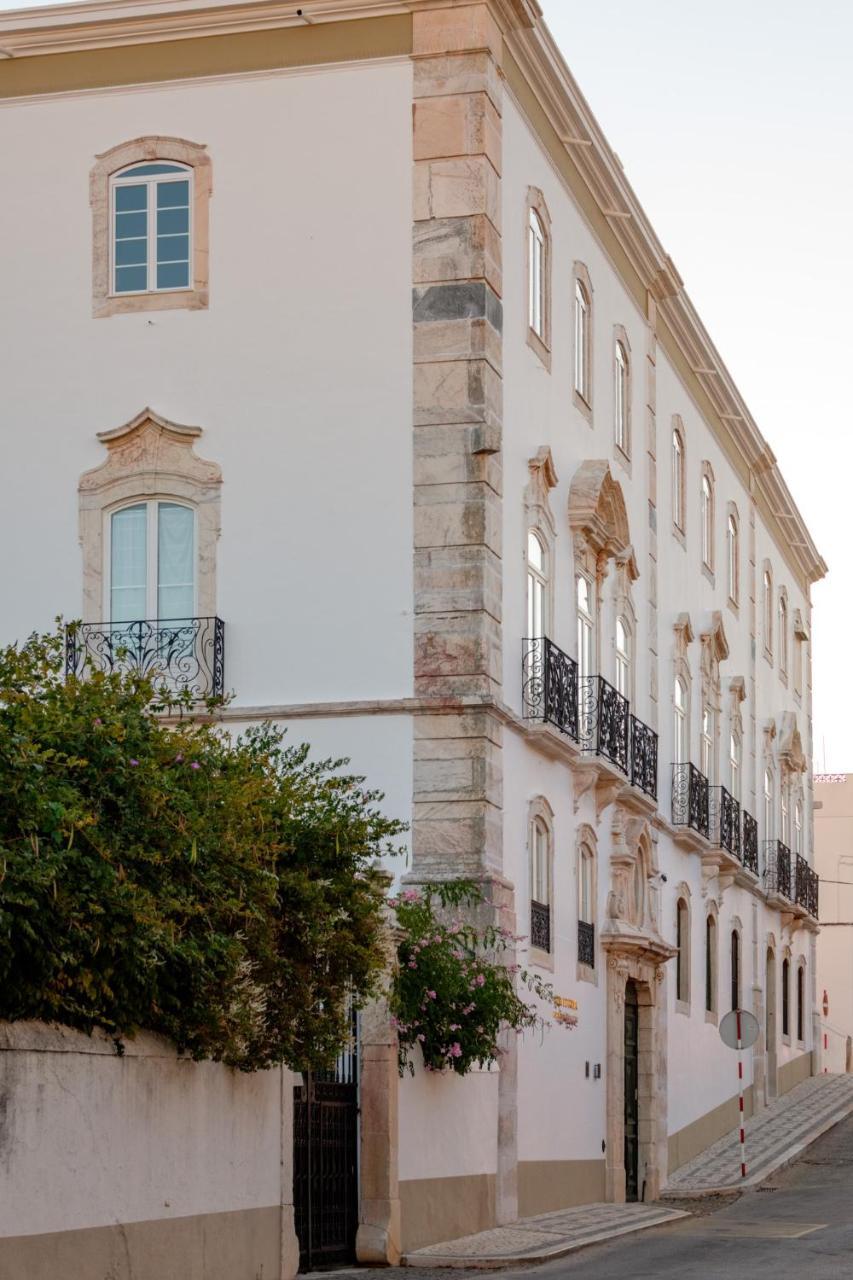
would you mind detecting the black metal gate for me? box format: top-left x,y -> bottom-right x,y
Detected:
294,1030 -> 359,1270
623,980 -> 639,1202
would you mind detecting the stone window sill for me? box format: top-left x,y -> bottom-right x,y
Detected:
705,1009 -> 718,1026
577,961 -> 597,987
573,388 -> 592,424
675,998 -> 691,1016
702,562 -> 715,587
530,946 -> 554,974
672,524 -> 686,549
527,326 -> 552,371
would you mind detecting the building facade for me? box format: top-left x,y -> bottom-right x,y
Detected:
815,775 -> 853,1074
0,0 -> 826,1266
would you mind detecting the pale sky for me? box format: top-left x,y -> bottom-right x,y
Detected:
2,0 -> 849,767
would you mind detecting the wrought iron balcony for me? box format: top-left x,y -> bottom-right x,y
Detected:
578,919 -> 595,968
672,763 -> 710,839
522,637 -> 579,742
630,715 -> 658,800
580,676 -> 630,774
742,811 -> 759,875
764,840 -> 792,900
710,786 -> 741,860
65,617 -> 225,702
530,899 -> 551,953
795,854 -> 819,918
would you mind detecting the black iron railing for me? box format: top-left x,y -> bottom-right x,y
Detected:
65,617 -> 225,701
672,763 -> 710,838
630,715 -> 658,800
580,676 -> 630,774
530,899 -> 551,953
795,854 -> 819,917
764,840 -> 792,900
578,919 -> 595,968
522,637 -> 579,741
710,786 -> 741,859
742,811 -> 759,875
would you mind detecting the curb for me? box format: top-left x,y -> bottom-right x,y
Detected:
661,1096 -> 853,1200
402,1209 -> 689,1269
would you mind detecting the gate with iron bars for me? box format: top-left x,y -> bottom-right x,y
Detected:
293,1022 -> 359,1270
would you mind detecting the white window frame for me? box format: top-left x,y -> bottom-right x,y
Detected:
528,208 -> 545,340
615,615 -> 631,699
527,529 -> 548,640
700,704 -> 715,782
110,162 -> 193,299
614,339 -> 629,454
577,573 -> 594,682
727,512 -> 739,604
763,568 -> 774,657
574,279 -> 591,402
104,498 -> 197,621
674,676 -> 688,763
779,594 -> 789,676
764,768 -> 775,841
672,426 -> 685,532
794,801 -> 803,855
701,472 -> 714,570
729,730 -> 741,801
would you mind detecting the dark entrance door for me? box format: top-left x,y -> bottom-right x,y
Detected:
624,980 -> 639,1202
294,1034 -> 359,1270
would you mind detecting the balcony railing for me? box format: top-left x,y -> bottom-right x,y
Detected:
795,854 -> 819,918
578,919 -> 595,968
672,763 -> 710,839
764,840 -> 793,900
742,811 -> 759,875
65,617 -> 225,702
522,637 -> 579,741
580,676 -> 630,774
710,786 -> 741,860
630,715 -> 658,800
530,899 -> 551,953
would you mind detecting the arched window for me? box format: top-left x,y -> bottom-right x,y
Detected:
763,567 -> 774,656
727,511 -> 739,604
782,957 -> 790,1037
676,897 -> 690,1003
764,768 -> 775,841
729,730 -> 741,802
526,530 -> 547,639
672,425 -> 685,532
797,963 -> 805,1042
701,470 -> 714,569
674,676 -> 688,763
615,616 -> 631,698
528,208 -> 546,339
530,814 -> 552,955
579,843 -> 595,926
779,593 -> 789,676
794,801 -> 803,855
574,277 -> 591,402
701,704 -> 715,782
731,929 -> 740,1011
577,574 -> 594,682
705,913 -> 717,1014
614,339 -> 629,454
111,161 -> 192,296
109,500 -> 195,622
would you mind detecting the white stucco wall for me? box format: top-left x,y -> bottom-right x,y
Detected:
499,88 -> 815,1155
0,60 -> 413,707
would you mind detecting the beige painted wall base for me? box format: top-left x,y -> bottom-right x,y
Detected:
668,1086 -> 755,1175
518,1160 -> 606,1218
399,1174 -> 495,1253
779,1051 -> 813,1096
0,1207 -> 280,1280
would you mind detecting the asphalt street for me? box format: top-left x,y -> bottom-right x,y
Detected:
497,1113 -> 853,1280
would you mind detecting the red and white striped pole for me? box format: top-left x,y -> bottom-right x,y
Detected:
737,1009 -> 746,1179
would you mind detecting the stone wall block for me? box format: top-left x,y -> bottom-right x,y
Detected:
413,488 -> 502,558
413,429 -> 502,493
413,93 -> 502,173
413,215 -> 502,295
414,156 -> 501,229
414,710 -> 503,744
413,52 -> 503,109
414,359 -> 502,427
414,614 -> 501,685
414,546 -> 502,618
412,4 -> 503,61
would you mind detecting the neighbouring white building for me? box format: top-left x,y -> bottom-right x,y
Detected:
0,0 -> 827,1272
815,775 -> 853,1073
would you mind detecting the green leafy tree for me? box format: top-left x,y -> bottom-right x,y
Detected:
0,627 -> 405,1071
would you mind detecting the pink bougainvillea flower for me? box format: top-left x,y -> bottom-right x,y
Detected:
475,973 -> 486,987
128,759 -> 139,767
449,1023 -> 460,1031
417,1033 -> 426,1042
450,1043 -> 462,1058
402,889 -> 421,903
408,959 -> 418,969
93,718 -> 102,726
427,990 -> 437,1000
190,761 -> 200,770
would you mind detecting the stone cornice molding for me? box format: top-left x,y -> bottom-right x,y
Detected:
568,459 -> 630,559
524,445 -> 558,537
778,711 -> 806,775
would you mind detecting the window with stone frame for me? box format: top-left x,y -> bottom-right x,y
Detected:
674,676 -> 689,763
763,564 -> 774,660
782,956 -> 791,1038
529,800 -> 554,960
526,189 -> 552,367
730,928 -> 741,1012
573,263 -> 593,415
796,962 -> 806,1042
91,137 -> 211,318
672,419 -> 686,534
676,894 -> 691,1006
613,330 -> 631,458
527,529 -> 548,640
726,507 -> 740,605
778,589 -> 789,679
705,911 -> 718,1015
700,464 -> 715,572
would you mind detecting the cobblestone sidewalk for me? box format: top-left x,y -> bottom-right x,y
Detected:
403,1203 -> 688,1268
664,1072 -> 853,1196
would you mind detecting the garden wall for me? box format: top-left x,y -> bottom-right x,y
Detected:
0,1021 -> 299,1280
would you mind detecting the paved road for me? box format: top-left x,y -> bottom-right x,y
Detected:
499,1113 -> 853,1280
